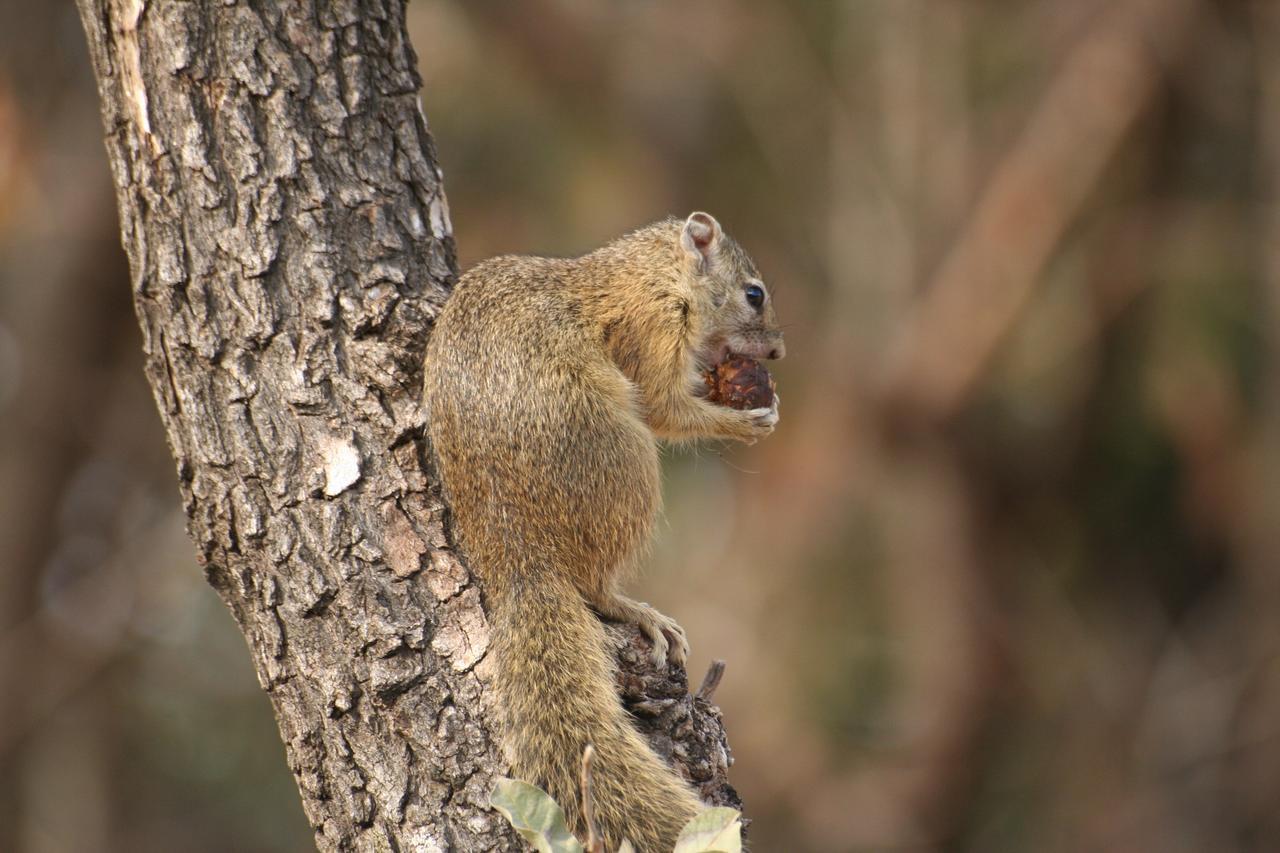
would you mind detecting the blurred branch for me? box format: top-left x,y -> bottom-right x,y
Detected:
1228,2 -> 1280,840
730,3 -> 1205,847
0,174 -> 128,847
1247,4 -> 1280,587
723,7 -> 1000,848
881,0 -> 1201,425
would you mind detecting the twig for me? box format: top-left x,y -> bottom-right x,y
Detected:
696,660 -> 726,702
881,0 -> 1200,424
580,744 -> 603,853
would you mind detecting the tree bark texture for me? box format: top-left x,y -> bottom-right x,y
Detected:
74,2 -> 739,850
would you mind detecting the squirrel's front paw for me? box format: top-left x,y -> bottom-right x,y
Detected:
741,394 -> 779,442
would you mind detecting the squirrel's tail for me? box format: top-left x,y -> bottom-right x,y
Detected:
489,575 -> 702,853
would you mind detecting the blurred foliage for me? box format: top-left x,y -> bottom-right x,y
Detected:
3,1 -> 1279,852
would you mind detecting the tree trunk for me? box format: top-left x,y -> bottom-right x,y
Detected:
74,2 -> 739,850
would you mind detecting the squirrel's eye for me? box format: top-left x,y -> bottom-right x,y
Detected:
744,284 -> 766,309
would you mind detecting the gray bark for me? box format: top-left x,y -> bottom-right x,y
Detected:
73,2 -> 739,850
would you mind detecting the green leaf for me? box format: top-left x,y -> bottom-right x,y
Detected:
672,807 -> 743,853
490,777 -> 585,853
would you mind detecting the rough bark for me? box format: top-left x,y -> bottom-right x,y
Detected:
74,1 -> 739,851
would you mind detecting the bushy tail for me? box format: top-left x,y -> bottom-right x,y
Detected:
489,577 -> 702,852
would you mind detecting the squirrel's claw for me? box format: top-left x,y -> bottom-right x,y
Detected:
640,608 -> 689,669
596,595 -> 691,669
747,397 -> 779,435
661,619 -> 690,668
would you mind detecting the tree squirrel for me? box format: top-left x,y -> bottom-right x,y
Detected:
423,212 -> 784,852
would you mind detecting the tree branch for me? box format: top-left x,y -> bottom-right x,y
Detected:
74,1 -> 739,849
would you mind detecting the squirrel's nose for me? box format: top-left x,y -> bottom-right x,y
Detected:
768,341 -> 786,360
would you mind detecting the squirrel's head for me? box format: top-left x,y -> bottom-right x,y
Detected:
680,212 -> 786,365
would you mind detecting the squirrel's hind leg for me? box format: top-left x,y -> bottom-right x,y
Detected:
592,593 -> 690,668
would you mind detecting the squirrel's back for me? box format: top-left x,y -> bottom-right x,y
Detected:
425,251 -> 660,598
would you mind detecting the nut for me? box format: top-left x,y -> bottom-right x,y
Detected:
702,356 -> 775,410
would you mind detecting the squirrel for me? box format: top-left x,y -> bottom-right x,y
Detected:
422,212 -> 784,852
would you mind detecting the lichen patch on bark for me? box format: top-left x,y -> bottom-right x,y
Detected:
320,434 -> 361,497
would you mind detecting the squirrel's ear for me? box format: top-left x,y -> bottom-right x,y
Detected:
681,212 -> 722,271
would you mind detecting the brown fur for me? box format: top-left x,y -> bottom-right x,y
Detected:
423,214 -> 783,852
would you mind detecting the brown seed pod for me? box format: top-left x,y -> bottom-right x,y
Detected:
702,355 -> 776,410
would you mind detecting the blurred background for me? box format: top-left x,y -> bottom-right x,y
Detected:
2,0 -> 1278,850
